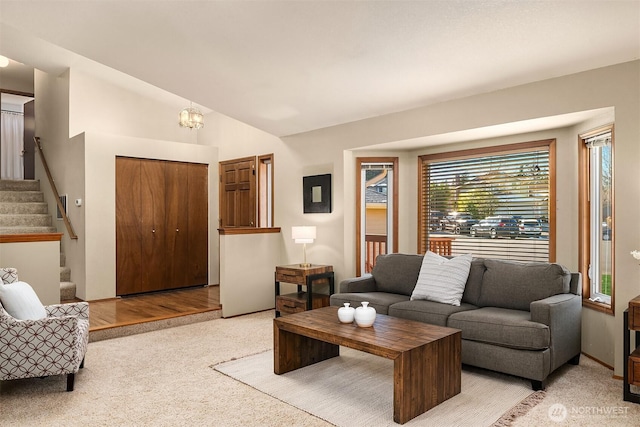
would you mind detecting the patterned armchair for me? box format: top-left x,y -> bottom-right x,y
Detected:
0,268 -> 89,391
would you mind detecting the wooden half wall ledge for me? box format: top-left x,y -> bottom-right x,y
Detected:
0,233 -> 63,243
218,227 -> 281,235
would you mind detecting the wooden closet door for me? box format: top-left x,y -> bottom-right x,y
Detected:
188,163 -> 208,285
165,161 -> 190,289
140,159 -> 166,292
116,157 -> 143,295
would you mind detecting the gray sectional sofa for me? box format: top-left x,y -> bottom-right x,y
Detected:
330,253 -> 582,390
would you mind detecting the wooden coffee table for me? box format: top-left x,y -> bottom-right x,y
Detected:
274,306 -> 461,424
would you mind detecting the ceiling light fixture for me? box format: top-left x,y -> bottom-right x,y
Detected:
0,55 -> 9,68
179,103 -> 204,129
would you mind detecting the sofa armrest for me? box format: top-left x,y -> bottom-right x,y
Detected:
339,275 -> 377,293
530,293 -> 582,370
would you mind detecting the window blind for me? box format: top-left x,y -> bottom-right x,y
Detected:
419,142 -> 553,262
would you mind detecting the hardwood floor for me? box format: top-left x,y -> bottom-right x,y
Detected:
86,285 -> 221,332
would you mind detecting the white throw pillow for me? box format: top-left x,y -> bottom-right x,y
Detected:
411,251 -> 472,306
0,281 -> 47,320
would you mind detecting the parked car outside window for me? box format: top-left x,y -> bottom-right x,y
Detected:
470,216 -> 519,239
518,219 -> 542,237
440,212 -> 478,235
428,210 -> 444,231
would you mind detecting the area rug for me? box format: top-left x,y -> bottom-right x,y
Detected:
214,347 -> 544,427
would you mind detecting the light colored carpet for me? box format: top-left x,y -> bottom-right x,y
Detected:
215,347 -> 540,427
1,309 -> 639,426
1,310 -> 327,427
510,355 -> 640,426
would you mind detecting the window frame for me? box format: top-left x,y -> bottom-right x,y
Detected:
258,154 -> 274,228
417,139 -> 556,261
579,124 -> 615,315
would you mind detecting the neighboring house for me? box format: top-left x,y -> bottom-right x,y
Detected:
365,174 -> 388,236
365,187 -> 387,236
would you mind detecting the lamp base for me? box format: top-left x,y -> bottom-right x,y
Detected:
299,262 -> 312,268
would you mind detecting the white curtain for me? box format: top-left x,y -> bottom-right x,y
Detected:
1,110 -> 24,180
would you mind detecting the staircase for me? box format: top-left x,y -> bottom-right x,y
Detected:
0,179 -> 76,301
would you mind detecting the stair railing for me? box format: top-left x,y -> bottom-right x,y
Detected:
34,137 -> 78,240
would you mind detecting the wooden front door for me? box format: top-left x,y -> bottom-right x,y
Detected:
220,157 -> 255,227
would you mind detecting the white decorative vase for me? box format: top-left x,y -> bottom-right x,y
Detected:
354,301 -> 376,327
337,303 -> 355,323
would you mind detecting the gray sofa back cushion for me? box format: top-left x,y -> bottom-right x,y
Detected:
478,259 -> 571,311
460,258 -> 486,306
372,253 -> 423,296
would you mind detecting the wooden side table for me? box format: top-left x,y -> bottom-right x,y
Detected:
274,264 -> 334,317
624,294 -> 640,403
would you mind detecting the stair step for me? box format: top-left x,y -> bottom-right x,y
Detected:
60,281 -> 76,301
0,213 -> 52,227
0,226 -> 58,234
60,266 -> 71,282
0,202 -> 49,214
0,179 -> 40,191
0,191 -> 44,203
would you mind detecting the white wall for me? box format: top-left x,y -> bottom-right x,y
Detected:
35,69 -> 219,301
68,69 -> 198,145
82,132 -> 218,301
0,240 -> 60,305
219,232 -> 283,317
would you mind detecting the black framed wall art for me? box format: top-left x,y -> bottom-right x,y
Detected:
303,174 -> 332,213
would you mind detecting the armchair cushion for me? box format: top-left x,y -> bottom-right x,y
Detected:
0,281 -> 47,320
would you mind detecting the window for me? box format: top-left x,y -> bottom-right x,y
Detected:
419,140 -> 555,262
579,125 -> 614,313
219,154 -> 274,228
356,158 -> 398,275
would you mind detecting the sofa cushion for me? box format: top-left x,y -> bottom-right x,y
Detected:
448,307 -> 550,350
371,253 -> 423,296
478,259 -> 571,311
330,292 -> 410,315
411,252 -> 472,306
389,300 -> 477,327
461,258 -> 485,306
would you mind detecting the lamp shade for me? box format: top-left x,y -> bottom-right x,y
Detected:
292,226 -> 316,244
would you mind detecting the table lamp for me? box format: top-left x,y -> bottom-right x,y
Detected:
292,226 -> 316,267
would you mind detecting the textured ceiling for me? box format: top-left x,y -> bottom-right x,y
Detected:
0,1 -> 639,137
